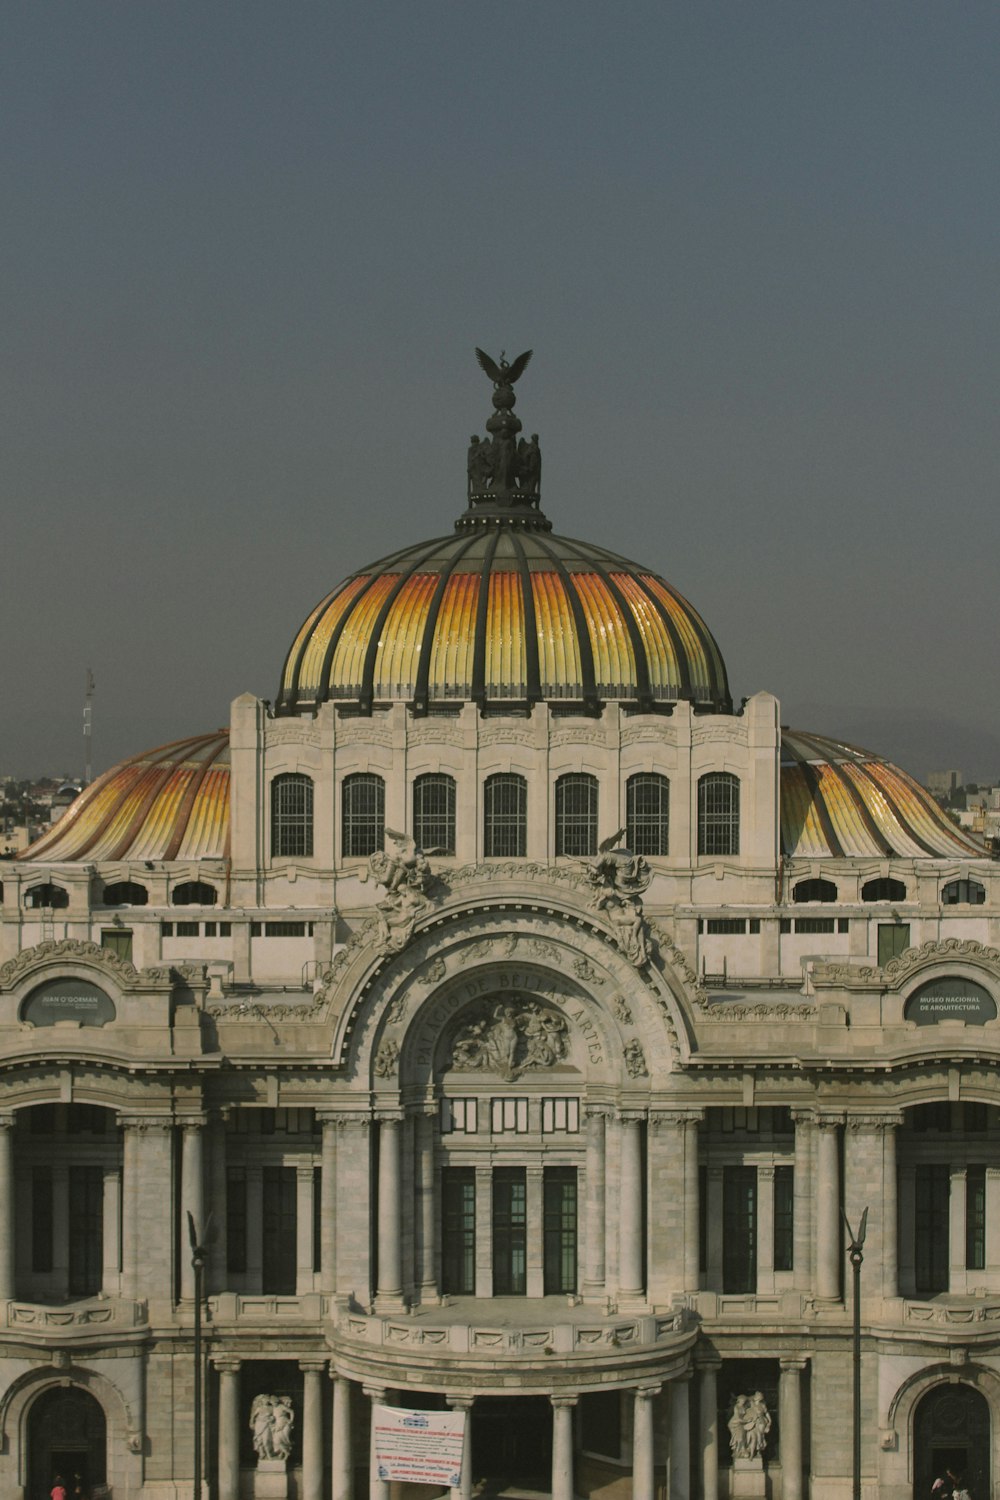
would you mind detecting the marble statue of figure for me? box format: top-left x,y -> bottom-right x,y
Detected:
745,1391 -> 771,1458
367,828 -> 433,895
270,1396 -> 295,1461
728,1394 -> 750,1458
250,1394 -> 276,1459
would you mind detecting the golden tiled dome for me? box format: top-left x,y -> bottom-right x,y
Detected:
277,525 -> 731,716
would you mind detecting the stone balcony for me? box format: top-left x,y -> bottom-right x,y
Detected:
5,1295 -> 148,1344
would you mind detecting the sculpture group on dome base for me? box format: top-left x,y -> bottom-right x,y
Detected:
584,833 -> 653,967
365,829 -> 437,955
467,348 -> 542,507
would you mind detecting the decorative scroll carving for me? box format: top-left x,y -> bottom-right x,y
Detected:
0,939 -> 140,988
449,1000 -> 568,1081
818,938 -> 1000,990
478,725 -> 535,748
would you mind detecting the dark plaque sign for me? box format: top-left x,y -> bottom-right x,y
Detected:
22,978 -> 116,1028
904,977 -> 997,1027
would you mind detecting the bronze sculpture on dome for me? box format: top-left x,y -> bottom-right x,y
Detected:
468,347 -> 542,504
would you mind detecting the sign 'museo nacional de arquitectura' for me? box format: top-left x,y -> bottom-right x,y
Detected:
0,350 -> 999,1500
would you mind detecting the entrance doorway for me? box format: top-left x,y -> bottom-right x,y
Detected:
472,1396 -> 551,1492
28,1386 -> 106,1500
913,1383 -> 990,1500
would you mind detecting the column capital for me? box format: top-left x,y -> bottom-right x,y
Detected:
363,1385 -> 387,1403
0,1114 -> 16,1132
374,1109 -> 405,1126
648,1108 -> 704,1130
212,1357 -> 242,1373
549,1393 -> 579,1408
635,1383 -> 663,1400
180,1114 -> 209,1132
119,1114 -> 174,1133
846,1111 -> 903,1132
815,1113 -> 846,1131
583,1103 -> 613,1122
446,1394 -> 475,1411
617,1109 -> 646,1124
299,1358 -> 328,1374
779,1356 -> 808,1372
694,1352 -> 722,1372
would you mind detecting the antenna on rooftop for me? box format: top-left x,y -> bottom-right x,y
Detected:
83,668 -> 95,786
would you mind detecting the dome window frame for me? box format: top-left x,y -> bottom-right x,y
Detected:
342,772 -> 385,859
483,772 -> 528,859
792,877 -> 838,904
626,772 -> 670,857
861,877 -> 907,903
171,879 -> 218,907
271,772 -> 314,860
941,877 -> 986,905
24,882 -> 69,910
413,772 -> 456,857
101,880 -> 149,908
555,773 -> 599,858
697,772 -> 740,858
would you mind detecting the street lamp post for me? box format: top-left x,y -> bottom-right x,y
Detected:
842,1207 -> 868,1500
187,1211 -> 214,1500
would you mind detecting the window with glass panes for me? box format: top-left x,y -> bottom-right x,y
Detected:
722,1165 -> 757,1292
543,1167 -> 578,1293
626,773 -> 669,855
773,1165 -> 794,1271
492,1167 -> 527,1295
413,773 -> 456,854
967,1164 -> 986,1270
698,773 -> 740,856
442,1168 -> 476,1295
915,1163 -> 950,1294
555,773 -> 598,857
271,773 -> 314,858
484,772 -> 527,857
342,773 -> 385,857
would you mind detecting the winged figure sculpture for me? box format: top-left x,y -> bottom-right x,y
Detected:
475,348 -> 533,386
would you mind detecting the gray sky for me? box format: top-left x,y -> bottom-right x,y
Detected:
5,1 -> 999,782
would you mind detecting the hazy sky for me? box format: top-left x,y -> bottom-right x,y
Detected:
5,2 -> 1000,781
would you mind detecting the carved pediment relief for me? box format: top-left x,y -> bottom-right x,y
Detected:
446,998 -> 571,1081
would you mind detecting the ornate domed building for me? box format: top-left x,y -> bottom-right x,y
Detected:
1,353 -> 998,1500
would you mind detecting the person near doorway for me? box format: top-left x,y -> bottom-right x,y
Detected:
70,1473 -> 87,1500
50,1478 -> 67,1500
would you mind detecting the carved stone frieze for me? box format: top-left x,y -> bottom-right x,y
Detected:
447,999 -> 569,1081
407,722 -> 464,748
209,995 -> 326,1020
478,725 -> 535,748
459,935 -> 519,966
0,938 -> 140,989
572,957 -> 605,987
692,722 -> 745,746
266,721 -> 321,748
704,1000 -> 816,1022
816,937 -> 1000,990
417,956 -> 447,986
549,725 -> 608,748
621,724 -> 672,746
336,722 -> 393,748
384,994 -> 407,1025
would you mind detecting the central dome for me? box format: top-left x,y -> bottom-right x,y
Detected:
277,523 -> 731,716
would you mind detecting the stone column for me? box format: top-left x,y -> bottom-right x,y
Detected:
706,1168 -> 724,1289
779,1357 -> 806,1500
845,1113 -> 901,1301
986,1167 -> 1000,1282
120,1119 -> 139,1298
296,1164 -> 316,1293
682,1114 -> 701,1291
446,1394 -> 474,1500
583,1106 -> 608,1297
417,1109 -> 437,1299
633,1384 -> 661,1500
319,1114 -> 338,1295
791,1111 -> 814,1291
0,1115 -> 14,1299
697,1357 -> 721,1500
331,1373 -> 353,1500
757,1167 -> 775,1291
376,1114 -> 403,1305
618,1111 -> 644,1298
880,1117 -> 900,1299
815,1116 -> 842,1301
215,1358 -> 241,1500
364,1385 -> 389,1500
300,1360 -> 326,1500
950,1166 -> 967,1294
102,1165 -> 121,1293
180,1118 -> 206,1301
669,1375 -> 691,1500
550,1395 -> 577,1500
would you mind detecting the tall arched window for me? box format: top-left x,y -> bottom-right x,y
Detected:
792,878 -> 837,903
555,773 -> 598,857
271,773 -> 314,858
172,880 -> 218,906
342,773 -> 385,858
698,773 -> 740,856
861,877 -> 907,902
626,773 -> 669,856
413,773 -> 456,854
484,773 -> 528,857
942,878 -> 986,905
25,883 -> 69,910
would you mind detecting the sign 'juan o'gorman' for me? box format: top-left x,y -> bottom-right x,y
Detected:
21,978 -> 116,1027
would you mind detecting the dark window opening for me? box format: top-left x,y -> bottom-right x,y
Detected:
342,772 -> 385,858
626,773 -> 669,856
493,1167 -> 527,1295
227,1168 -> 247,1274
942,879 -> 986,905
723,1165 -> 757,1293
413,773 -> 456,854
271,773 -> 314,858
966,1165 -> 986,1271
261,1164 -> 297,1294
915,1162 -> 950,1295
543,1167 -> 577,1294
101,881 -> 148,907
773,1165 -> 794,1271
555,774 -> 598,857
68,1165 -> 104,1297
32,1167 -> 53,1273
442,1167 -> 476,1296
25,883 -> 69,910
484,773 -> 527,858
171,880 -> 217,906
698,773 -> 740,857
877,922 -> 910,967
862,877 -> 907,902
792,878 -> 837,903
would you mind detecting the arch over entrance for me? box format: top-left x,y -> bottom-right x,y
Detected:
28,1386 -> 106,1500
913,1383 -> 989,1500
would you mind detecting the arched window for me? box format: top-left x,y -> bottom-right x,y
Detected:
555,773 -> 598,857
25,883 -> 69,910
101,880 -> 149,907
861,877 -> 907,902
271,773 -> 314,858
626,773 -> 669,856
413,773 -> 456,855
792,878 -> 838,904
484,773 -> 527,858
698,773 -> 740,856
942,878 -> 986,905
172,880 -> 218,906
342,772 -> 385,858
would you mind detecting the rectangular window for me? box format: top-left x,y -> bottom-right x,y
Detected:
160,921 -> 174,938
966,1165 -> 986,1271
250,921 -> 262,937
717,1107 -> 760,1134
794,917 -> 835,934
413,774 -> 457,856
492,1098 -> 529,1134
176,921 -> 199,938
722,1165 -> 757,1293
877,922 -> 910,967
779,917 -> 792,934
262,1164 -> 298,1294
626,773 -> 669,857
100,928 -> 133,961
219,921 -> 232,936
555,775 -> 598,858
440,1098 -> 478,1135
442,1168 -> 476,1296
749,918 -> 761,934
226,1168 -> 247,1274
68,1164 -> 104,1297
32,1166 -> 53,1273
914,1162 -> 950,1295
707,918 -> 746,935
483,773 -> 527,858
543,1167 -> 577,1294
264,921 -> 310,937
773,1165 -> 794,1271
541,1098 -> 579,1134
838,918 -> 850,934
492,1167 -> 527,1296
204,922 -> 217,937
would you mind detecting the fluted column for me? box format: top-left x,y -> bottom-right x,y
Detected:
447,1394 -> 474,1500
418,1108 -> 437,1298
697,1357 -> 721,1500
618,1111 -> 644,1297
550,1395 -> 577,1500
376,1114 -> 403,1304
215,1358 -> 241,1500
633,1384 -> 661,1500
300,1360 -> 326,1500
180,1118 -> 206,1301
120,1119 -> 139,1298
331,1373 -> 352,1500
647,1110 -> 703,1297
583,1106 -> 608,1296
683,1115 -> 701,1290
364,1385 -> 389,1500
846,1113 -> 902,1301
779,1358 -> 806,1500
0,1115 -> 15,1299
669,1375 -> 691,1500
319,1114 -> 338,1294
815,1116 -> 842,1301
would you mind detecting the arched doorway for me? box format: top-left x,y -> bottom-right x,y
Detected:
913,1383 -> 989,1500
27,1386 -> 106,1500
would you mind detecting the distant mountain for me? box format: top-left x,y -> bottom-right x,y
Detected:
779,702 -> 1000,786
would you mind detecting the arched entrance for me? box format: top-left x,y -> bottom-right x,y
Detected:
27,1386 -> 106,1500
913,1383 -> 989,1500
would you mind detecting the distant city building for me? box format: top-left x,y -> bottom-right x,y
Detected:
926,768 -> 963,797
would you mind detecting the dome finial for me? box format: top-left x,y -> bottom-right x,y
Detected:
463,348 -> 543,528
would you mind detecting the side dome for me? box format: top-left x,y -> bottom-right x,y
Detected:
20,731 -> 230,863
277,526 -> 730,715
781,730 -> 982,859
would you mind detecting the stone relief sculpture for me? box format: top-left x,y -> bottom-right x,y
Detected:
728,1391 -> 771,1459
623,1038 -> 647,1077
373,1038 -> 400,1077
449,1000 -> 568,1081
250,1393 -> 295,1462
364,829 -> 436,955
584,832 -> 652,967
